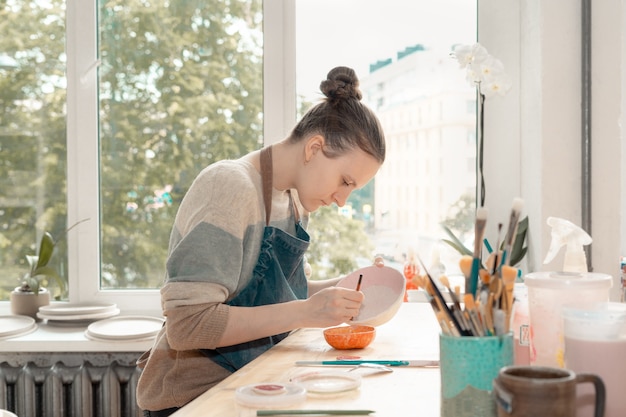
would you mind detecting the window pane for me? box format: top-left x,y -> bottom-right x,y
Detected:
0,0 -> 68,301
296,0 -> 477,278
98,0 -> 263,289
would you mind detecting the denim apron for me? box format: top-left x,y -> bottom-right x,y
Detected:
202,146 -> 310,373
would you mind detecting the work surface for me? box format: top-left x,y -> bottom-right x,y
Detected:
172,302 -> 442,417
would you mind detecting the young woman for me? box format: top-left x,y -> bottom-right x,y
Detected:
137,66 -> 386,416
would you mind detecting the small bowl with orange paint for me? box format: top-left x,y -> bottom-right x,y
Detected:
323,325 -> 376,350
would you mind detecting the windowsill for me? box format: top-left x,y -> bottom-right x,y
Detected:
0,304 -> 160,353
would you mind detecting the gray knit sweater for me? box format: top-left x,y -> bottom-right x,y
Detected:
136,157 -> 307,411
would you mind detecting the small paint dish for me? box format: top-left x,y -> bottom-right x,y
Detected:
323,324 -> 376,350
251,384 -> 287,395
235,382 -> 306,408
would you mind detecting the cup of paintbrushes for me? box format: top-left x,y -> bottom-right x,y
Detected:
440,332 -> 513,417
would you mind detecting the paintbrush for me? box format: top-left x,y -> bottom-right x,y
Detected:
416,254 -> 469,336
356,274 -> 363,291
415,276 -> 447,333
489,223 -> 503,276
501,198 -> 524,267
468,207 -> 488,297
484,293 -> 495,335
349,274 -> 364,321
439,275 -> 472,334
439,275 -> 461,309
257,410 -> 375,416
295,360 -> 439,367
501,265 -> 518,332
490,278 -> 506,335
463,294 -> 485,337
426,291 -> 457,336
459,255 -> 473,285
423,289 -> 451,336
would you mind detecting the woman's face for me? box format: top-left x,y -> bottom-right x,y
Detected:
296,135 -> 381,213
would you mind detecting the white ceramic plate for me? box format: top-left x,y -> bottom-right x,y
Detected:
86,315 -> 164,340
337,265 -> 405,326
0,315 -> 37,338
46,319 -> 105,328
37,307 -> 120,322
39,303 -> 118,316
290,371 -> 361,394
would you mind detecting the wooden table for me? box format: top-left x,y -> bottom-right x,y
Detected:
172,303 -> 442,417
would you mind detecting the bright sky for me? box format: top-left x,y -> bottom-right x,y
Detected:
295,0 -> 477,100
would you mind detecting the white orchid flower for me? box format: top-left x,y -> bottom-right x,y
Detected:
452,43 -> 488,70
478,56 -> 505,81
481,75 -> 512,98
450,42 -> 511,207
451,44 -> 474,68
452,43 -> 510,97
465,64 -> 482,85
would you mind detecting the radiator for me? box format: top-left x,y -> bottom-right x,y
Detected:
0,353 -> 142,417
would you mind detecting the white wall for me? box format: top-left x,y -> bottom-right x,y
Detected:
480,0 -> 626,299
593,0 -> 625,300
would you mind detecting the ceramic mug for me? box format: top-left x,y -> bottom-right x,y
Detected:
492,366 -> 605,417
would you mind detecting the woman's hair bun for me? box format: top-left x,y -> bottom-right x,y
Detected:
319,66 -> 362,102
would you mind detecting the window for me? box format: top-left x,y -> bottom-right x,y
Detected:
1,0 -> 479,310
1,0 -> 266,310
0,0 -> 68,300
296,0 -> 477,276
97,1 -> 263,291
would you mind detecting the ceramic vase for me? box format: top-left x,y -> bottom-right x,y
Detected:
10,287 -> 50,320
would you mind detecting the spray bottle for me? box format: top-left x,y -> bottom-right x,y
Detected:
524,217 -> 612,368
542,217 -> 592,273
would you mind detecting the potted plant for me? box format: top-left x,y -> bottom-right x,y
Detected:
10,231 -> 63,318
441,215 -> 529,271
10,219 -> 87,319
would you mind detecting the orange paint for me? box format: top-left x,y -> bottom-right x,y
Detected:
323,325 -> 376,350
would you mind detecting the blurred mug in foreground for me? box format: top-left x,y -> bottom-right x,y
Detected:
492,366 -> 605,417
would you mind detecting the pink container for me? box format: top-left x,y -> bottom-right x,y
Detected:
563,302 -> 626,417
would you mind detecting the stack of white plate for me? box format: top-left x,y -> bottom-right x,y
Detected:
37,303 -> 120,325
0,315 -> 37,340
85,315 -> 164,342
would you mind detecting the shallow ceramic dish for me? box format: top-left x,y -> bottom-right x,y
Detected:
323,325 -> 376,350
85,315 -> 164,340
291,371 -> 361,393
336,265 -> 405,326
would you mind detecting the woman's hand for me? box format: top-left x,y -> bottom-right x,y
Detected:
218,255 -> 385,346
301,286 -> 364,328
303,254 -> 383,327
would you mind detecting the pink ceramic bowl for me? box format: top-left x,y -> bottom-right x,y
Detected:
336,265 -> 405,326
323,325 -> 376,350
